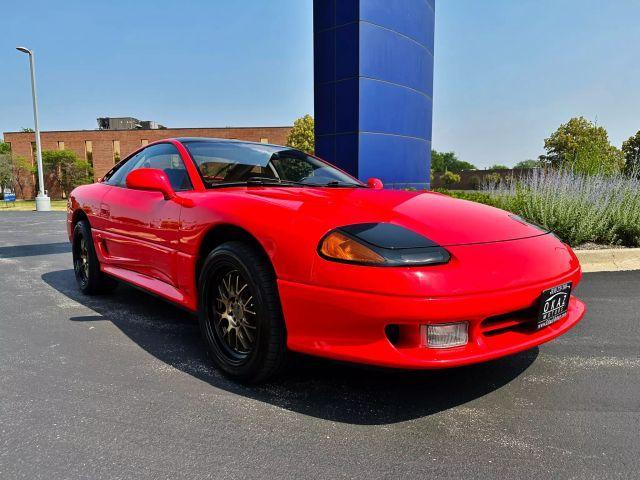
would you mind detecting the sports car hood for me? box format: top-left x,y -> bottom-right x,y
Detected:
245,187 -> 547,246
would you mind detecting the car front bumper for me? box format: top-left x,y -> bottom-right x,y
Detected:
278,267 -> 585,369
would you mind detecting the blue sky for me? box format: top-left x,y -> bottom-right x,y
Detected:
2,0 -> 639,167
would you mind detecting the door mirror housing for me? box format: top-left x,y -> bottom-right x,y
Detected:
126,168 -> 195,207
367,177 -> 384,190
126,168 -> 175,199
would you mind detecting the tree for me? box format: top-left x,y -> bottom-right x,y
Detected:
42,149 -> 92,198
514,159 -> 539,169
622,130 -> 640,176
0,142 -> 11,155
0,155 -> 12,192
11,156 -> 33,199
21,127 -> 35,133
0,152 -> 33,198
484,172 -> 502,186
488,164 -> 509,170
439,171 -> 461,187
541,117 -> 624,175
286,114 -> 314,154
431,150 -> 476,173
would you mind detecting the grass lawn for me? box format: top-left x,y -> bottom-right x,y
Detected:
0,199 -> 68,212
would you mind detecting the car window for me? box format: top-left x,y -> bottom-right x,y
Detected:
107,143 -> 193,191
105,151 -> 145,187
139,143 -> 193,191
182,141 -> 361,188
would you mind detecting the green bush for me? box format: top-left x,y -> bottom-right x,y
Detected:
439,171 -> 461,187
483,172 -> 502,187
440,169 -> 640,247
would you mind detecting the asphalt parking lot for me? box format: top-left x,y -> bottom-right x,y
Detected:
1,211 -> 638,479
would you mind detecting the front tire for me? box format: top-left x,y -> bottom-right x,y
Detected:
72,220 -> 117,295
198,241 -> 287,383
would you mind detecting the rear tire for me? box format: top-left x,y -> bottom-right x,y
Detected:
72,220 -> 118,295
198,241 -> 287,383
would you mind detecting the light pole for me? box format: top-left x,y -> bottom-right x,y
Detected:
16,46 -> 50,211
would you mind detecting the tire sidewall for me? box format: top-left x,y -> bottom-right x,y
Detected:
73,221 -> 98,294
198,242 -> 282,381
72,220 -> 116,294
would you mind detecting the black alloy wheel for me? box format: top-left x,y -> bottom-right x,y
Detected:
198,241 -> 287,383
72,220 -> 118,295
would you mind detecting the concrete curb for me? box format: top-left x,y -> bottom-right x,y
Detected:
574,248 -> 640,273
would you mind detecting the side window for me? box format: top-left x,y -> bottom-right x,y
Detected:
105,151 -> 146,187
107,143 -> 193,191
135,143 -> 193,191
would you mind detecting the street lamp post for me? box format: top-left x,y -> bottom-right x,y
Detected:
16,46 -> 50,211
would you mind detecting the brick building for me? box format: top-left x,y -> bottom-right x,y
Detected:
3,126 -> 292,198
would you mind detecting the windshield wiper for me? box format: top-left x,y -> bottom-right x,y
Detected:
206,177 -> 364,189
246,177 -> 305,186
245,177 -> 310,187
320,180 -> 367,188
206,178 -> 305,188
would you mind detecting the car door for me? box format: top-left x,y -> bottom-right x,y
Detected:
99,142 -> 193,287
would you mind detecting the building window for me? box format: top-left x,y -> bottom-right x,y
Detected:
260,138 -> 269,144
57,141 -> 65,150
31,142 -> 37,163
113,140 -> 121,163
85,141 -> 93,166
141,139 -> 149,146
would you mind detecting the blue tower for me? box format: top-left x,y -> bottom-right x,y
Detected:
314,0 -> 435,188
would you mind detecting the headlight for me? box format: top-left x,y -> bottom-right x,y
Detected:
318,223 -> 451,267
320,231 -> 386,264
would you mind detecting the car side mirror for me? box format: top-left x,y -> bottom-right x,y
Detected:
367,177 -> 384,190
126,168 -> 175,199
126,168 -> 195,207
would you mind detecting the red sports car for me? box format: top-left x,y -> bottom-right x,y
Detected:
68,138 -> 586,382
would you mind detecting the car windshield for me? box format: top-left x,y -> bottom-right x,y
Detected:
182,140 -> 362,188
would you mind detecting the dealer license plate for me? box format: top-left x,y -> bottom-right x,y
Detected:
537,282 -> 572,329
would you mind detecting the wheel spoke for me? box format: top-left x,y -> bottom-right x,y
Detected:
240,324 -> 254,342
236,329 -> 249,350
209,267 -> 260,357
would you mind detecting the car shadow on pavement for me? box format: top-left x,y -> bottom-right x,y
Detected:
42,269 -> 537,425
0,242 -> 70,259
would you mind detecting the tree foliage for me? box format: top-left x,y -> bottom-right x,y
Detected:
0,142 -> 11,155
431,150 -> 476,173
286,114 -> 315,154
622,130 -> 640,176
488,164 -> 509,170
541,117 -> 624,175
439,170 -> 461,187
10,156 -> 33,199
42,149 -> 93,198
0,155 -> 12,192
514,159 -> 539,169
0,152 -> 33,198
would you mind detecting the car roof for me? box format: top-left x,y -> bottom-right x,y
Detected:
172,137 -> 288,150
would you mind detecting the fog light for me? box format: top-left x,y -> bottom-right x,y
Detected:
422,322 -> 469,349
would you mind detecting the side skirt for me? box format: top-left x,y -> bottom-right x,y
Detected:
102,265 -> 197,313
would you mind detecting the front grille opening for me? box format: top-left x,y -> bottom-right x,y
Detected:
480,305 -> 538,336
